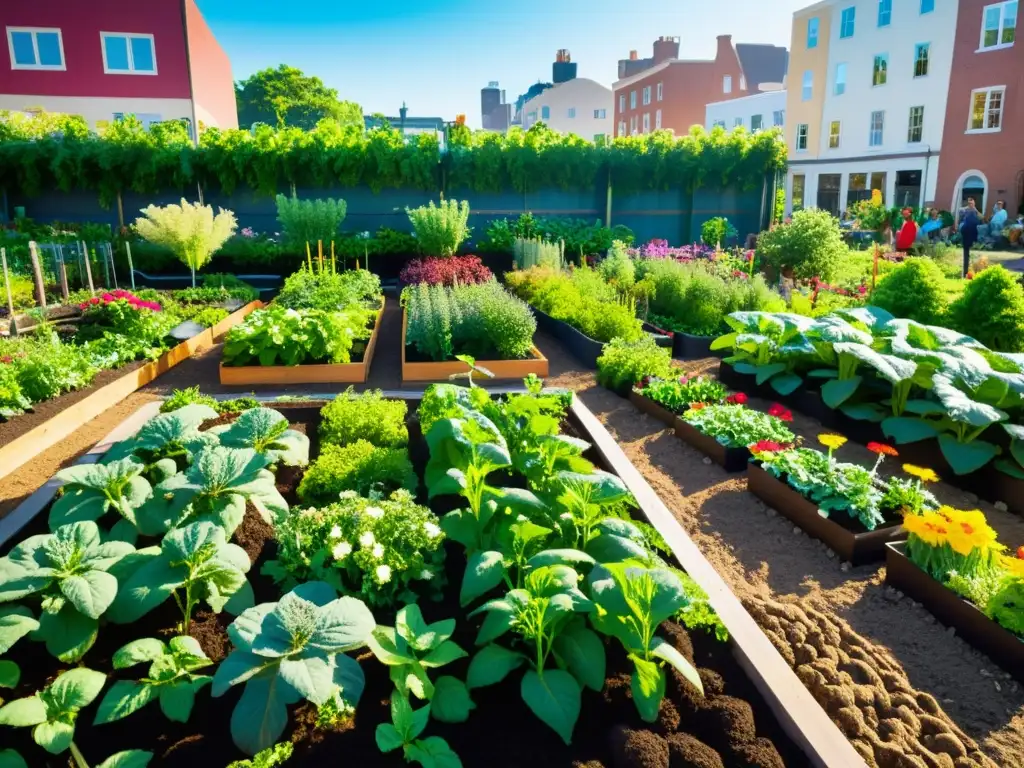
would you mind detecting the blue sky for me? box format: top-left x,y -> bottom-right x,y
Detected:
197,0 -> 806,128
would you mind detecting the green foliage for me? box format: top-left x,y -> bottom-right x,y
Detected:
598,241 -> 635,290
222,305 -> 373,366
48,456 -> 152,534
636,375 -> 728,413
756,208 -> 847,281
682,404 -> 795,449
134,199 -> 237,286
0,274 -> 35,311
700,216 -> 737,247
596,336 -> 674,391
407,200 -> 471,257
275,266 -> 380,310
189,306 -> 230,327
207,407 -> 310,466
0,668 -> 106,754
674,570 -> 728,641
319,388 -> 409,448
235,65 -> 362,129
871,258 -> 951,325
988,578 -> 1024,636
274,195 -> 348,251
375,691 -> 463,768
226,742 -> 294,768
947,266 -> 1024,352
513,237 -> 564,270
160,386 -> 259,415
0,606 -> 38,655
297,441 -> 417,504
265,489 -> 445,609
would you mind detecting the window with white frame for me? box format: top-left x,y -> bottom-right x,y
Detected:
980,2 -> 1017,49
969,86 -> 1005,131
807,17 -> 819,48
541,106 -> 550,120
723,75 -> 732,93
878,0 -> 892,27
751,114 -> 763,131
921,0 -> 935,12
796,123 -> 809,150
802,70 -> 813,101
773,110 -> 785,126
643,113 -> 651,132
101,32 -> 156,74
873,54 -> 889,86
655,109 -> 662,129
630,90 -> 637,109
914,43 -> 930,76
829,120 -> 841,148
619,94 -> 625,112
642,85 -> 651,105
619,121 -> 627,137
7,27 -> 65,70
630,115 -> 638,134
840,6 -> 856,37
714,120 -> 726,128
567,107 -> 576,118
869,110 -> 885,146
656,82 -> 663,101
594,108 -> 606,119
908,106 -> 924,142
835,63 -> 847,95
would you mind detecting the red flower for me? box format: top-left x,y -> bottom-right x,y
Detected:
745,250 -> 755,262
726,392 -> 748,405
678,375 -> 690,385
0,355 -> 12,364
638,376 -> 651,390
767,403 -> 792,421
857,284 -> 868,296
750,440 -> 788,453
867,442 -> 898,457
1017,546 -> 1024,560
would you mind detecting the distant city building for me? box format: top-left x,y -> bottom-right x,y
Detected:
706,87 -> 787,132
521,78 -> 613,142
552,49 -> 577,84
511,49 -> 583,126
365,103 -> 446,146
480,81 -> 511,131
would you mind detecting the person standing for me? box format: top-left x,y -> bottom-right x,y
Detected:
957,197 -> 980,277
895,208 -> 919,252
991,200 -> 1008,232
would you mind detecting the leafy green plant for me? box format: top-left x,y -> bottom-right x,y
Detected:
375,691 -> 463,768
700,216 -> 737,247
275,266 -> 381,311
513,237 -> 564,270
264,489 -> 446,609
711,311 -> 817,395
0,606 -> 38,655
871,258 -> 951,325
319,388 -> 409,448
48,458 -> 153,538
596,336 -> 675,392
636,375 -> 728,413
297,441 -> 417,504
159,386 -> 220,414
756,208 -> 846,282
0,521 -> 134,661
207,407 -> 310,466
107,521 -> 253,630
274,195 -> 347,251
211,582 -> 375,756
226,742 -> 294,768
94,636 -> 212,725
598,240 -> 635,290
222,305 -> 372,367
134,199 -> 237,287
681,404 -> 795,449
407,199 -> 471,257
947,266 -> 1024,352
190,307 -> 230,327
0,668 -> 105,754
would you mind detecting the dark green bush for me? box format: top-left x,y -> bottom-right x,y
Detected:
296,440 -> 417,505
947,266 -> 1024,351
870,257 -> 950,325
756,208 -> 846,281
596,335 -> 675,392
319,388 -> 409,448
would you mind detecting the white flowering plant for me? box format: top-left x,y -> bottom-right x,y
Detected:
262,490 -> 446,608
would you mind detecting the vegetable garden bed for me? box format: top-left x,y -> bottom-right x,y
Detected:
884,542 -> 1024,685
674,419 -> 751,473
0,389 -> 862,768
531,307 -> 605,369
642,322 -> 720,361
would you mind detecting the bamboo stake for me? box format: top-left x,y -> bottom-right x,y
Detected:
125,242 -> 136,290
59,260 -> 70,301
98,248 -> 109,288
318,239 -> 323,272
107,243 -> 119,289
1,247 -> 17,336
330,241 -> 336,274
29,241 -> 46,309
82,240 -> 95,295
306,242 -> 312,271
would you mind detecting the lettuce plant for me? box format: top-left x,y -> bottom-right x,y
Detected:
207,407 -> 310,466
222,306 -> 371,367
94,636 -> 212,725
375,690 -> 463,768
712,311 -> 816,395
366,604 -> 473,723
0,521 -> 134,661
636,375 -> 727,413
107,521 -> 252,630
587,563 -> 703,722
0,667 -> 105,754
48,458 -> 153,542
211,582 -> 375,756
681,404 -> 795,449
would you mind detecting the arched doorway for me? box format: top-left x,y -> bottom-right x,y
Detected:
951,169 -> 988,213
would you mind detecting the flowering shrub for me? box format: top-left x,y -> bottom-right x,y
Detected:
79,289 -> 162,313
636,375 -> 727,413
296,440 -> 417,505
627,240 -> 715,261
399,255 -> 493,286
682,403 -> 795,448
264,489 -> 446,608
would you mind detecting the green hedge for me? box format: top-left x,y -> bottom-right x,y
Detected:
0,112 -> 787,207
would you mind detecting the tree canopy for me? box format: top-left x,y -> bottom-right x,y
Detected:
234,65 -> 363,130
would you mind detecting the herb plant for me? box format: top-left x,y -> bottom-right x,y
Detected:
635,375 -> 727,413
0,667 -> 106,754
274,195 -> 347,251
406,199 -> 471,257
296,441 -> 417,504
319,388 -> 409,448
596,336 -> 674,392
681,404 -> 795,449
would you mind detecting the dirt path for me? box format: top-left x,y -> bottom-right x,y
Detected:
3,299 -> 1023,766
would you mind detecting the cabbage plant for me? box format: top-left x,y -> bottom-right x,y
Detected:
211,582 -> 375,755
207,407 -> 310,466
0,667 -> 105,754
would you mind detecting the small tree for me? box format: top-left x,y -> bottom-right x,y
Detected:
406,199 -> 470,257
135,199 -> 237,287
275,195 -> 348,253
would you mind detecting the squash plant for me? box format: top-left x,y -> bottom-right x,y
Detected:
207,407 -> 310,467
711,311 -> 817,396
48,459 -> 153,543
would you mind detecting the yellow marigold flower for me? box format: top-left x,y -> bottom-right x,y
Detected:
902,464 -> 940,483
817,434 -> 848,450
945,508 -> 1002,557
903,510 -> 951,548
1000,554 -> 1024,579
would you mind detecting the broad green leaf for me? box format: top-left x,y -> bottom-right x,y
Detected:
840,402 -> 886,422
526,549 -> 596,570
770,373 -> 803,396
94,681 -> 157,725
159,681 -> 197,723
0,607 -> 39,654
106,557 -> 182,624
60,570 -> 118,619
938,436 -> 999,476
397,605 -> 454,652
421,641 -> 468,669
229,675 -> 301,756
586,533 -> 650,564
833,343 -> 917,384
94,751 -> 154,768
367,626 -> 416,665
430,676 -> 475,723
520,669 -> 581,745
651,637 -> 703,694
0,749 -> 29,768
932,375 -> 1008,429
0,696 -> 47,726
33,719 -> 75,754
821,377 -> 862,409
50,667 -> 106,710
0,660 -> 19,689
460,551 -> 505,607
996,458 -> 1024,480
211,651 -> 273,696
307,595 -> 375,653
405,736 -> 464,768
332,653 -> 366,705
629,655 -> 666,723
754,363 -> 786,385
882,417 -> 939,445
466,644 -> 525,689
903,399 -> 946,416
553,623 -> 606,692
279,656 -> 335,706
375,723 -> 403,753
37,605 -> 98,662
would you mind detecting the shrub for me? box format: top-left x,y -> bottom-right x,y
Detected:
275,266 -> 381,310
296,440 -> 417,505
597,335 -> 674,392
513,237 -> 564,270
756,208 -> 846,282
406,199 -> 471,257
398,255 -> 493,286
222,305 -> 372,366
700,216 -> 737,247
134,199 -> 237,287
189,307 -> 230,327
1,274 -> 36,311
947,266 -> 1024,351
275,195 -> 347,251
319,388 -> 409,448
266,489 -> 445,608
870,257 -> 950,325
598,240 -> 635,290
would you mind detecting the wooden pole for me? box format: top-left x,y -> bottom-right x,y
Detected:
318,239 -> 323,272
58,260 -> 70,301
330,241 -> 336,274
1,248 -> 17,336
116,191 -> 125,230
28,241 -> 46,309
125,241 -> 136,290
82,240 -> 95,295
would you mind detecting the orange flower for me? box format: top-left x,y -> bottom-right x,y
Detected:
867,442 -> 898,457
689,402 -> 707,411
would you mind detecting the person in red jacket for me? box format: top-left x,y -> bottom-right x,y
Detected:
895,207 -> 919,252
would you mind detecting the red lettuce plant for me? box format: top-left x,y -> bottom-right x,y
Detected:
399,256 -> 493,286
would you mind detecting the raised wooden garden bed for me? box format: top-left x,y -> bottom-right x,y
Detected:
531,306 -> 604,368
218,298 -> 384,386
885,542 -> 1024,684
401,310 -> 549,382
0,300 -> 261,485
747,463 -> 904,565
628,390 -> 678,428
674,417 -> 751,472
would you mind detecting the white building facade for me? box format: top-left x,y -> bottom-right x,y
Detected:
785,0 -> 958,216
521,78 -> 614,141
705,89 -> 787,132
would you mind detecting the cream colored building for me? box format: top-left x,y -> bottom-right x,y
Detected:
521,77 -> 614,141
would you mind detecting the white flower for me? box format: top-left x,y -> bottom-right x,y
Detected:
365,506 -> 385,520
418,568 -> 434,581
284,308 -> 300,319
423,521 -> 441,539
372,543 -> 384,558
375,564 -> 392,584
338,490 -> 359,500
559,512 -> 573,521
332,541 -> 352,560
359,531 -> 376,548
329,525 -> 342,539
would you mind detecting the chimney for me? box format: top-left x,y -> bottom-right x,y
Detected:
629,50 -> 638,60
653,36 -> 679,64
399,102 -> 408,131
715,34 -> 734,63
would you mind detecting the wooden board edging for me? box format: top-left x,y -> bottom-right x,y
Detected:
0,301 -> 260,485
401,309 -> 549,382
569,397 -> 867,768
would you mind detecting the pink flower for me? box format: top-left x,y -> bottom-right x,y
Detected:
726,392 -> 748,405
0,355 -> 12,364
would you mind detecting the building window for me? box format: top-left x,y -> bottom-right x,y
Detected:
618,121 -> 626,137
567,107 -> 576,118
527,111 -> 537,122
642,86 -> 651,105
829,120 -> 841,148
921,0 -> 935,13
914,43 -> 930,77
734,117 -> 743,127
630,115 -> 638,134
714,120 -> 726,129
101,32 -> 156,74
796,123 -> 809,150
807,17 -> 819,48
878,0 -> 892,27
113,112 -> 163,130
751,114 -> 763,131
908,105 -> 925,142
792,174 -> 806,211
594,108 -> 606,119
835,63 -> 847,95
655,109 -> 662,129
840,6 -> 856,38
541,106 -> 550,120
6,27 -> 65,70
980,2 -> 1017,49
869,110 -> 885,146
873,54 -> 889,86
619,95 -> 625,112
630,91 -> 637,109
643,113 -> 651,132
723,75 -> 733,93
969,86 -> 1005,131
656,82 -> 663,101
801,71 -> 813,101
773,110 -> 785,126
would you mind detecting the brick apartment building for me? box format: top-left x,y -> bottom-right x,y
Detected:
934,0 -> 1023,216
613,35 -> 788,137
1,0 -> 237,135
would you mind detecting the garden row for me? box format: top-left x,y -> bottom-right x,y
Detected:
0,381 -> 844,767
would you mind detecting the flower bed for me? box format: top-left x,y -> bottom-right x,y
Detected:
674,402 -> 794,473
0,386 -> 862,767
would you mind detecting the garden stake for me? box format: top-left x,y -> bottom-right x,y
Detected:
1,247 -> 17,336
59,259 -> 70,300
97,247 -> 110,288
318,239 -> 324,272
107,243 -> 119,288
306,241 -> 312,270
28,240 -> 47,309
331,240 -> 336,273
81,240 -> 95,294
125,241 -> 136,289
